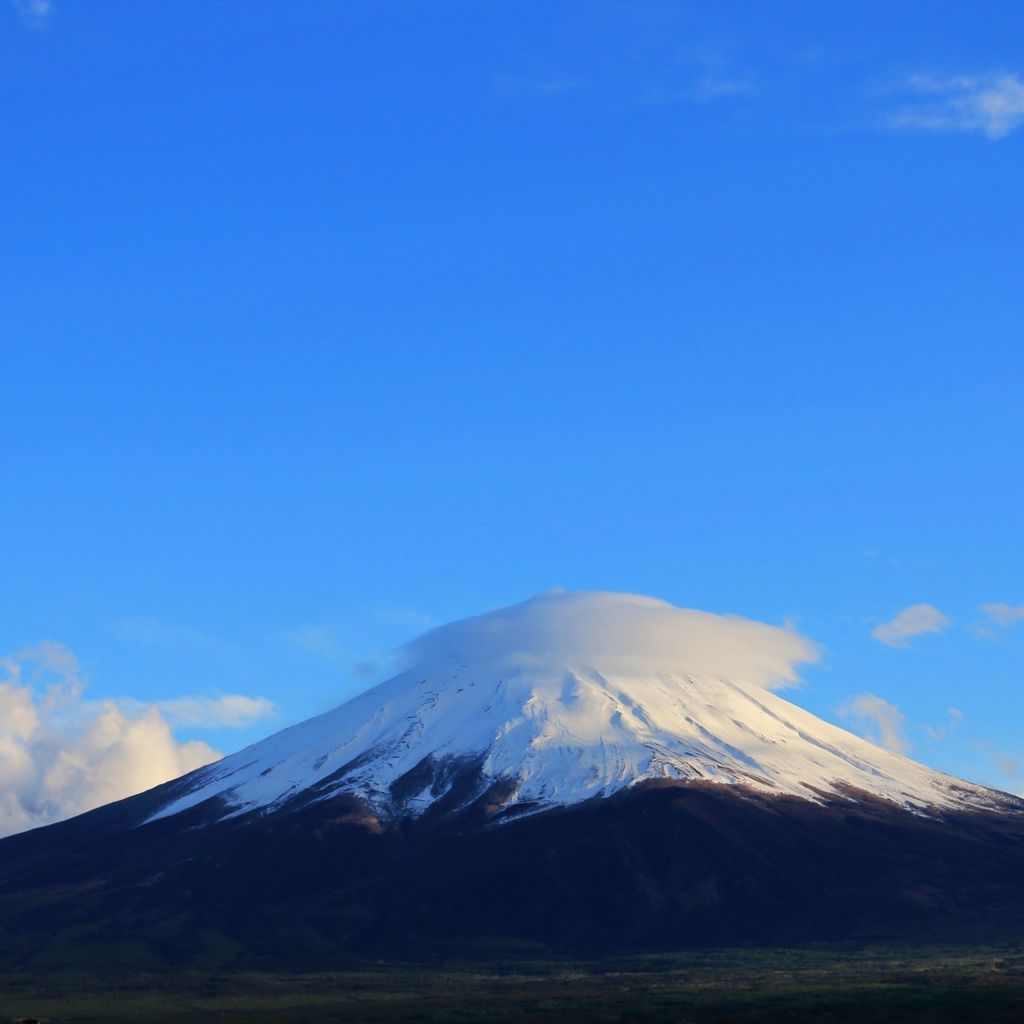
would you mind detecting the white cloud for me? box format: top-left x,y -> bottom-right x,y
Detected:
689,77 -> 757,102
156,694 -> 276,729
838,693 -> 909,754
890,73 -> 1024,139
0,642 -> 274,839
980,602 -> 1024,628
400,589 -> 819,691
284,624 -> 342,661
871,603 -> 951,648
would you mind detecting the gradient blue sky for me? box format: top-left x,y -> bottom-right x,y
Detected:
2,1 -> 1022,809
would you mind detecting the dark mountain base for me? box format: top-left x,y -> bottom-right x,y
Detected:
0,782 -> 1022,968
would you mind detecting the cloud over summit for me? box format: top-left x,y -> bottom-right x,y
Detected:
400,590 -> 820,691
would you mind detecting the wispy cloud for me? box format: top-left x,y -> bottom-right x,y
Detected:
0,642 -> 223,838
973,740 -> 1019,785
838,693 -> 909,754
643,47 -> 758,107
676,45 -> 759,101
689,77 -> 757,102
350,659 -> 380,679
113,616 -> 221,650
371,603 -> 433,631
284,624 -> 343,661
980,602 -> 1024,629
923,706 -> 963,741
871,603 -> 951,648
155,694 -> 276,729
889,73 -> 1024,139
493,74 -> 586,99
645,77 -> 757,106
493,40 -> 760,110
12,0 -> 50,26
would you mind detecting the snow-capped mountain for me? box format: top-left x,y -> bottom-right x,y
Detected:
2,591 -> 1022,964
147,591 -> 1012,827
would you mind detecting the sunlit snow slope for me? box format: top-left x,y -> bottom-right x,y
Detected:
149,591 -> 1011,825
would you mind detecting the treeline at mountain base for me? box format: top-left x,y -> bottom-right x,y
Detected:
2,946 -> 1023,1024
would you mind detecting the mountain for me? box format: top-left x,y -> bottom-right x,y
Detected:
0,591 -> 1021,967
143,591 -> 1017,826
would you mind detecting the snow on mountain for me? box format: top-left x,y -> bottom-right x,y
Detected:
148,591 -> 1011,826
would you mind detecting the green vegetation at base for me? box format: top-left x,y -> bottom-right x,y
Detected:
1,945 -> 1022,1023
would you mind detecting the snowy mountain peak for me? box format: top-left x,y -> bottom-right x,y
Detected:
149,591 -> 1012,826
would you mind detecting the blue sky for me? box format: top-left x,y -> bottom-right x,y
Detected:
1,1 -> 1022,826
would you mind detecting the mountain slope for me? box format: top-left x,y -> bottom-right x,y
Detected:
1,780 -> 1023,967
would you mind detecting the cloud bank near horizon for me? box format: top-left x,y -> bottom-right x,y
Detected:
399,589 -> 820,691
0,642 -> 274,839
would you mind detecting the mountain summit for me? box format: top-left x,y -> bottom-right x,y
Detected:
147,591 -> 1011,829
